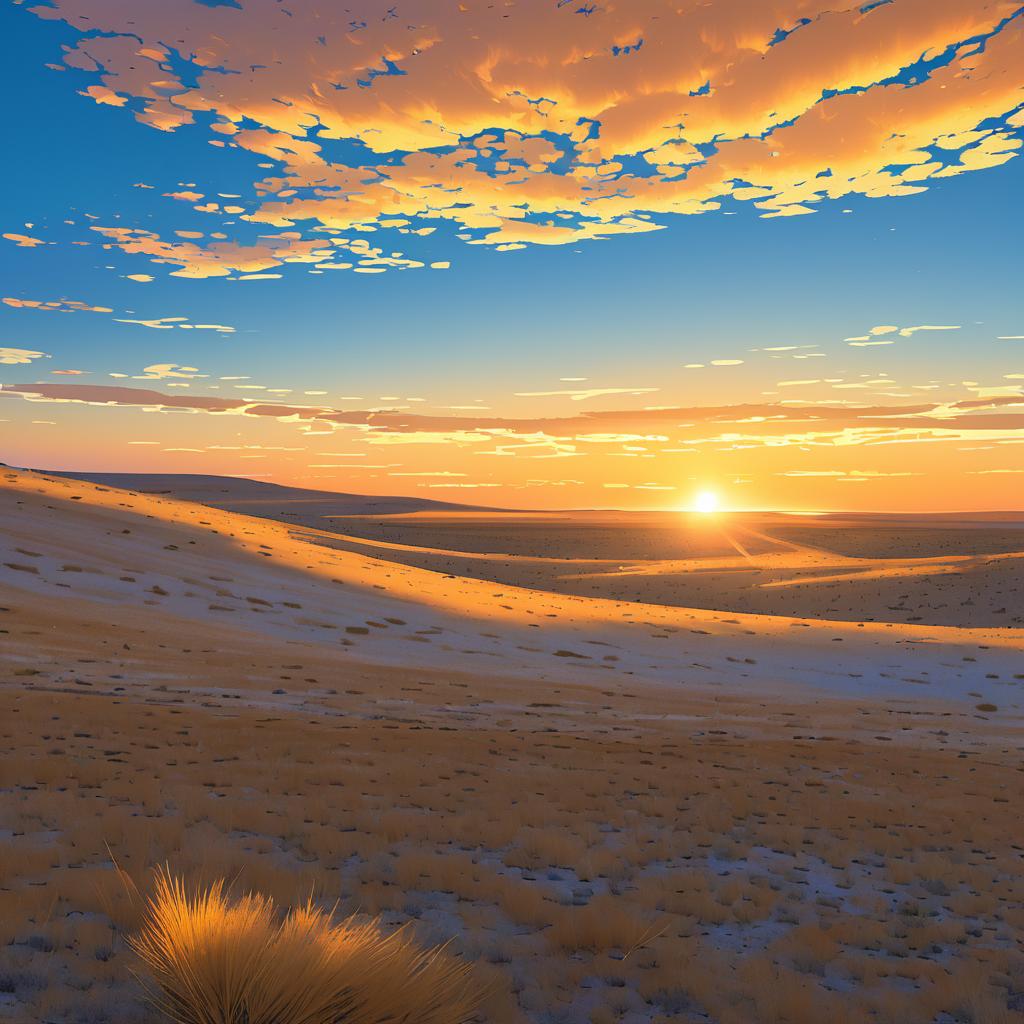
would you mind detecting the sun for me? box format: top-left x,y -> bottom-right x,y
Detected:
694,490 -> 719,514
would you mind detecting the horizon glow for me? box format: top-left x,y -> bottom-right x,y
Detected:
1,1 -> 1023,511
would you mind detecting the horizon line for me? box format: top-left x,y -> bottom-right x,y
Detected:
11,465 -> 1024,518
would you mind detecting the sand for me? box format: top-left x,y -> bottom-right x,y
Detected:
2,469 -> 1022,703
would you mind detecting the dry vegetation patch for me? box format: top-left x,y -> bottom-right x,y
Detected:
129,870 -> 481,1024
2,683 -> 1023,1023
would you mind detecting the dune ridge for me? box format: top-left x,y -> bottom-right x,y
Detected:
2,467 -> 1022,707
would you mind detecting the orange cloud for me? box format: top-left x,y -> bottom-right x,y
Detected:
27,0 -> 1024,265
3,233 -> 45,247
3,382 -> 1021,444
4,382 -> 1021,508
89,226 -> 331,279
3,296 -> 112,313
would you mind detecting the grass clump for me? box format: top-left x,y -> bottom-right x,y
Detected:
129,869 -> 482,1024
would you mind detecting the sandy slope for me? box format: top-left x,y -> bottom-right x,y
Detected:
318,511 -> 1024,628
41,469 -> 495,515
2,468 -> 1021,707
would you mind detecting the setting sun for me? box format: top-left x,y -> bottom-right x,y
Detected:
694,490 -> 719,514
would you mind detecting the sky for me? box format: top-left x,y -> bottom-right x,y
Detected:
2,0 -> 1023,512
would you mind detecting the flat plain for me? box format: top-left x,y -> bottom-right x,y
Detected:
2,468 -> 1023,1024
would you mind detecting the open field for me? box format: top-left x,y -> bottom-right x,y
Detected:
2,468 -> 1023,1023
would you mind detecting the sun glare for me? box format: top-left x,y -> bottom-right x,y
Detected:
694,490 -> 719,514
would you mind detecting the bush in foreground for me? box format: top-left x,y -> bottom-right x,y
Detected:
129,869 -> 482,1024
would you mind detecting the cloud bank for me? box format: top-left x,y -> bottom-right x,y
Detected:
25,0 -> 1024,273
3,381 -> 1021,447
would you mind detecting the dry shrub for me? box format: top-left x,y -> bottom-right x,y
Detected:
546,894 -> 665,954
776,922 -> 842,976
130,869 -> 483,1024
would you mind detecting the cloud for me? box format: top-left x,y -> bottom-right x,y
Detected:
389,471 -> 467,478
2,378 -> 1021,502
22,0 -> 1024,269
0,347 -> 49,365
3,296 -> 112,313
3,382 -> 1021,451
3,233 -> 45,247
130,364 -> 208,381
87,224 -> 429,279
897,324 -> 961,337
513,387 -> 660,402
90,225 -> 333,280
779,469 -> 920,478
3,296 -> 235,335
114,316 -> 235,332
425,483 -> 500,489
846,324 -> 961,345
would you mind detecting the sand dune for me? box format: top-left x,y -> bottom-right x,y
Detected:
41,469 -> 496,517
2,468 -> 1021,707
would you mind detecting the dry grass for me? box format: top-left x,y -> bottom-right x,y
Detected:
3,684 -> 1022,1024
130,870 -> 482,1024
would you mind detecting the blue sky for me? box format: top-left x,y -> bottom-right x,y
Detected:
2,0 -> 1023,509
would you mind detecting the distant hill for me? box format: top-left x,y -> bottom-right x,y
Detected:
39,471 -> 497,525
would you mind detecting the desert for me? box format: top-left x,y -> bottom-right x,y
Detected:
4,2 -> 1024,1019
2,467 -> 1023,1023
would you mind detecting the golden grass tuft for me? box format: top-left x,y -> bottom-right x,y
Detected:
129,869 -> 482,1024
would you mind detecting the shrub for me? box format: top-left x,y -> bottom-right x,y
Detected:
130,869 -> 482,1024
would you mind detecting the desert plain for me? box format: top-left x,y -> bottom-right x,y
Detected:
2,467 -> 1023,1023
